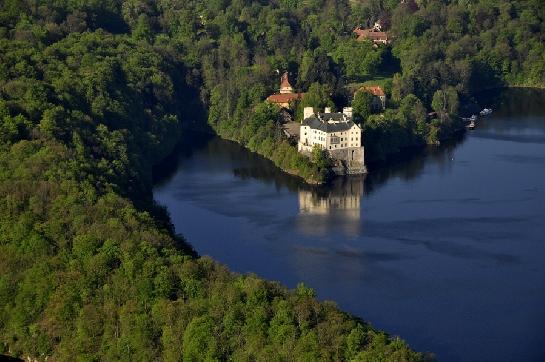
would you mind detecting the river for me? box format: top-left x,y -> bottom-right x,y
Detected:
153,89 -> 545,361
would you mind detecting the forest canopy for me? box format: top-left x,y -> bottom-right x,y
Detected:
1,0 -> 544,360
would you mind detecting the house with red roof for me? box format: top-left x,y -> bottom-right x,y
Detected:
354,22 -> 390,45
266,72 -> 305,109
357,85 -> 386,110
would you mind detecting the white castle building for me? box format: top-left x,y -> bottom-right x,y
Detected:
298,107 -> 361,151
298,107 -> 366,174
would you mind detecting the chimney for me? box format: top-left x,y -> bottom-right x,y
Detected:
324,107 -> 332,113
343,107 -> 353,118
303,107 -> 314,120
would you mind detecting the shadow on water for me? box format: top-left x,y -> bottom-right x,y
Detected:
154,129 -> 469,204
475,88 -> 545,117
153,131 -> 214,186
365,136 -> 466,195
152,88 -> 545,237
154,88 -> 545,196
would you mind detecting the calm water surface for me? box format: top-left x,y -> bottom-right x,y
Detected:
153,89 -> 545,361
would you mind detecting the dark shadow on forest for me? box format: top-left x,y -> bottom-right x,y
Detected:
0,355 -> 23,362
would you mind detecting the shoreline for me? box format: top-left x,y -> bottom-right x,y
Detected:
217,132 -> 327,185
170,86 -> 544,186
178,125 -> 461,186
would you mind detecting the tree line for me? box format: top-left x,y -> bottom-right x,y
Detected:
1,0 -> 543,360
0,0 -> 428,360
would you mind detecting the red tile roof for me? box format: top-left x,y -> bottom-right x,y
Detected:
359,86 -> 385,97
266,93 -> 305,104
353,28 -> 389,42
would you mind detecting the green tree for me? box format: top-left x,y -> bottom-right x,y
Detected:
398,94 -> 427,124
297,83 -> 334,120
333,40 -> 384,81
311,145 -> 331,170
352,90 -> 375,124
133,13 -> 153,42
183,316 -> 220,361
432,87 -> 459,120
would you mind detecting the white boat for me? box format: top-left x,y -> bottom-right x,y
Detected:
467,120 -> 475,130
480,108 -> 492,116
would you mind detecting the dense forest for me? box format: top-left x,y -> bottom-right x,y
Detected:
0,0 -> 543,360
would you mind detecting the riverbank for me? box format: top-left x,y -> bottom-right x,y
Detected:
0,32 -> 425,362
206,100 -> 467,185
153,88 -> 545,361
210,120 -> 464,185
219,132 -> 327,184
211,86 -> 545,184
208,103 -> 332,184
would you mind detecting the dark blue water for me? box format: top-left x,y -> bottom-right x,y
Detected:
153,89 -> 545,361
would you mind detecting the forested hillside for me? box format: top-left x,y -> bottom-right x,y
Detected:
0,1 -> 420,360
390,0 -> 545,104
0,0 -> 543,360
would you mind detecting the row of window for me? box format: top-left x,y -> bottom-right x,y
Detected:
310,136 -> 359,141
328,143 -> 358,149
309,138 -> 360,145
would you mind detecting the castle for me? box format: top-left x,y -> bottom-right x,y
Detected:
298,107 -> 366,175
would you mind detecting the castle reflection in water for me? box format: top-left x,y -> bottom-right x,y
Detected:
296,176 -> 365,237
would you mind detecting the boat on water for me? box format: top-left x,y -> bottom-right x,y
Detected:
466,120 -> 476,130
480,108 -> 493,116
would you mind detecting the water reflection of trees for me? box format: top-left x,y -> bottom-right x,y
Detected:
155,130 -> 467,217
476,88 -> 545,118
153,131 -> 214,186
155,89 -> 544,194
365,136 -> 466,195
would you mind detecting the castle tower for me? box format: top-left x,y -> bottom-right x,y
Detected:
303,107 -> 314,120
343,107 -> 353,119
279,72 -> 294,94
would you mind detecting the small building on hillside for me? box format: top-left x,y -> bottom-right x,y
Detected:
354,22 -> 390,45
266,72 -> 305,109
357,85 -> 386,111
298,107 -> 366,174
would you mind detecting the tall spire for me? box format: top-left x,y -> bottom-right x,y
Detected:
279,72 -> 294,94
